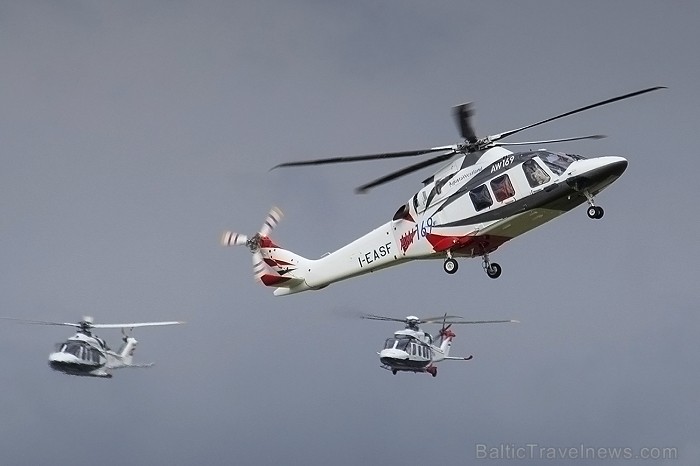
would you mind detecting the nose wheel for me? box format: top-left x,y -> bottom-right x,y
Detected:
587,205 -> 604,219
584,191 -> 604,219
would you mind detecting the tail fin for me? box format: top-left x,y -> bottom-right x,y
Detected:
119,337 -> 138,365
254,237 -> 311,295
438,328 -> 455,357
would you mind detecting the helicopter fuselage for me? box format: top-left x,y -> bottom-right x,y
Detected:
256,146 -> 627,295
378,327 -> 458,377
48,331 -> 138,378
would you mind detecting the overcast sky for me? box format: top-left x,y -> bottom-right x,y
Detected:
1,1 -> 698,465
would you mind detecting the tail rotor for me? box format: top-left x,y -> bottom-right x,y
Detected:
221,207 -> 283,253
222,207 -> 288,282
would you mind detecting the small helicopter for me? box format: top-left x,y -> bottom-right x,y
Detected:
1,316 -> 183,378
361,314 -> 517,377
222,87 -> 665,295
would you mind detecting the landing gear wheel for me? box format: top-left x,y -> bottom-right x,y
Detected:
587,205 -> 604,219
486,262 -> 502,279
392,369 -> 397,375
443,258 -> 458,274
428,367 -> 437,377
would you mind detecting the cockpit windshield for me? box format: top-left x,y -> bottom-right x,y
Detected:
61,342 -> 85,358
537,151 -> 580,175
383,337 -> 412,351
59,341 -> 101,363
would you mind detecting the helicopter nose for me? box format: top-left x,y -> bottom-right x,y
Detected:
566,156 -> 628,191
379,348 -> 408,366
600,156 -> 628,178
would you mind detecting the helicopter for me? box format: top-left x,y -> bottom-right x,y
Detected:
222,87 -> 665,295
0,316 -> 183,378
361,313 -> 517,377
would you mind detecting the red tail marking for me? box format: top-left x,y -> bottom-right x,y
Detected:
259,237 -> 280,249
260,274 -> 294,286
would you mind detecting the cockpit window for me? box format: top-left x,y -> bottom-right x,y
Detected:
62,342 -> 84,358
61,341 -> 100,362
523,159 -> 551,187
384,338 -> 397,349
395,337 -> 411,351
538,151 -> 578,175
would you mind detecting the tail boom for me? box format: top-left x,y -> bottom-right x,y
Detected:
257,221 -> 405,296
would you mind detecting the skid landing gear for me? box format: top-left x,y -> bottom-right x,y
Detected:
584,191 -> 604,219
482,252 -> 502,279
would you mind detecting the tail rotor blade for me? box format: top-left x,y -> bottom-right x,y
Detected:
221,231 -> 249,247
252,250 -> 266,280
259,207 -> 283,237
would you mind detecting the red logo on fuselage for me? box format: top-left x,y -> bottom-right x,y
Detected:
400,229 -> 416,253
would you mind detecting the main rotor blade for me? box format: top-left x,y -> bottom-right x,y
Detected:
0,317 -> 80,328
495,134 -> 606,147
420,315 -> 464,324
355,151 -> 456,193
270,146 -> 456,170
490,86 -> 666,143
446,319 -> 520,325
360,313 -> 406,323
453,102 -> 477,143
91,321 -> 184,329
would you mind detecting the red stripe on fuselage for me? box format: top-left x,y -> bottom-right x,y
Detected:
426,233 -> 511,257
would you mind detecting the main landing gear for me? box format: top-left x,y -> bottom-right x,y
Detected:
584,191 -> 604,219
482,252 -> 501,279
443,250 -> 459,274
442,250 -> 501,279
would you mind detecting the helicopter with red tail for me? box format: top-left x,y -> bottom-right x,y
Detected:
361,314 -> 517,377
222,87 -> 665,295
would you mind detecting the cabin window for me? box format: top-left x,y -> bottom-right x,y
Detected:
490,174 -> 515,202
469,184 -> 493,211
523,159 -> 550,187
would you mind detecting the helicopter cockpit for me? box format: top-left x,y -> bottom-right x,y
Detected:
534,150 -> 583,175
55,340 -> 103,365
384,336 -> 412,351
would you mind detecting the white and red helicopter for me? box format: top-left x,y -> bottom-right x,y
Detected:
362,313 -> 517,377
1,316 -> 183,378
222,87 -> 664,295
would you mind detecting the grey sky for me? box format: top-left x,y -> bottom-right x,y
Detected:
1,1 -> 698,465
